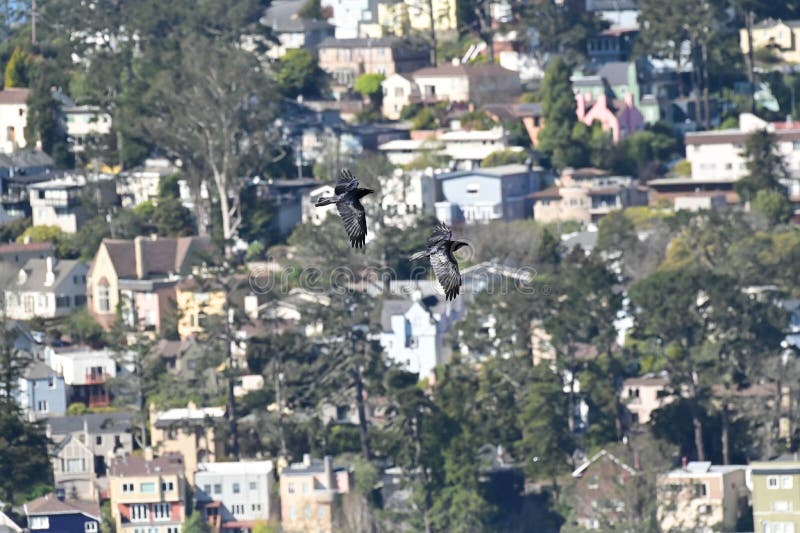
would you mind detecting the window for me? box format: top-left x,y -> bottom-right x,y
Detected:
38,294 -> 46,308
318,506 -> 326,518
768,475 -> 780,489
252,503 -> 262,512
782,475 -> 794,489
162,481 -> 174,491
96,436 -> 102,445
6,126 -> 14,142
692,483 -> 707,497
249,481 -> 257,491
213,484 -> 222,494
303,482 -> 310,494
466,183 -> 480,194
153,502 -> 171,520
167,528 -> 181,533
74,294 -> 86,306
85,522 -> 98,532
37,400 -> 48,412
24,295 -> 34,313
765,523 -> 796,533
233,482 -> 240,494
304,505 -> 312,517
774,500 -> 792,512
289,506 -> 296,519
587,476 -> 599,489
698,504 -> 711,514
130,503 -> 149,522
30,516 -> 49,529
122,483 -> 134,492
139,482 -> 156,493
288,482 -> 295,494
97,284 -> 110,312
48,376 -> 55,389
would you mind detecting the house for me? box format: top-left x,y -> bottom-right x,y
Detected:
63,103 -> 113,156
378,168 -> 436,228
376,0 -> 457,37
265,178 -> 327,237
117,157 -> 179,208
23,493 -> 101,533
149,402 -> 225,485
0,241 -> 55,287
482,102 -> 544,146
435,163 -> 543,224
4,257 -> 88,320
438,127 -> 523,170
195,461 -> 275,530
586,0 -> 639,28
646,177 -> 739,208
28,174 -> 116,233
377,138 -> 440,166
263,0 -> 335,59
587,28 -> 638,64
620,373 -> 672,425
320,0 -> 377,38
174,278 -> 226,339
381,64 -> 520,119
108,452 -> 187,533
279,454 -> 352,533
87,235 -> 212,331
16,361 -> 67,421
530,168 -> 647,224
741,19 -> 800,65
47,412 -> 134,502
576,93 -> 644,143
379,290 -> 464,379
571,449 -> 638,530
0,151 -> 56,223
685,113 -> 800,183
46,345 -> 117,408
316,37 -> 429,90
0,88 -> 30,153
750,456 -> 800,533
657,461 -> 749,533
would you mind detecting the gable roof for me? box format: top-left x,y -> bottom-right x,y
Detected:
47,412 -> 133,436
437,164 -> 533,181
23,360 -> 59,381
0,88 -> 30,105
413,63 -> 517,79
572,449 -> 637,478
0,510 -> 21,532
109,453 -> 186,477
318,36 -> 401,49
24,494 -> 101,520
0,242 -> 54,256
99,236 -> 212,279
12,258 -> 87,292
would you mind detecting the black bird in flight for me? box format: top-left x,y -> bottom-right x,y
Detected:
315,169 -> 374,248
410,222 -> 469,301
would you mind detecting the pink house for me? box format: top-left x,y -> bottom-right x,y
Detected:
576,92 -> 644,143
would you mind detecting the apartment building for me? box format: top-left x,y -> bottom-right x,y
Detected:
751,456 -> 800,533
46,345 -> 117,408
195,461 -> 275,529
280,455 -> 352,533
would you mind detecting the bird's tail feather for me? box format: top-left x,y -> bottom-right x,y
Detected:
315,196 -> 336,207
409,250 -> 427,261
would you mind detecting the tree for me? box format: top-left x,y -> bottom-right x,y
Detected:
538,57 -> 589,169
4,46 -> 27,87
751,189 -> 793,225
66,309 -> 107,348
516,0 -> 607,62
298,0 -> 325,19
457,0 -> 496,63
143,37 -> 284,257
354,73 -> 385,109
26,59 -> 72,167
276,49 -> 327,99
412,107 -> 438,130
183,511 -> 213,533
736,129 -> 790,201
481,149 -> 527,167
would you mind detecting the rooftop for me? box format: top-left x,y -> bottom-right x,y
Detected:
24,493 -> 101,519
152,404 -> 226,428
196,461 -> 274,475
413,63 -> 518,78
664,461 -> 746,477
12,258 -> 86,292
48,412 -> 132,436
0,88 -> 30,105
109,453 -> 186,477
318,36 -> 402,48
437,164 -> 535,181
23,360 -> 59,381
0,241 -> 54,255
98,235 -> 212,280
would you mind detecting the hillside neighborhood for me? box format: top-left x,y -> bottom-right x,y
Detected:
0,1 -> 800,532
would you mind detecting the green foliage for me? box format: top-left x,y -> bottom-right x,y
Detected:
538,57 -> 589,169
517,0 -> 608,61
4,47 -> 28,88
354,73 -> 385,108
0,217 -> 30,243
26,59 -> 72,167
412,107 -> 438,130
297,0 -> 324,19
183,511 -> 213,533
17,225 -> 64,246
459,110 -> 495,130
67,309 -> 107,348
481,149 -> 528,167
751,189 -> 793,225
67,403 -> 89,416
736,129 -> 790,200
718,116 -> 739,129
0,410 -> 52,503
671,159 -> 691,176
399,103 -> 422,120
276,49 -> 327,99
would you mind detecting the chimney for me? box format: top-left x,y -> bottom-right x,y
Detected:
134,236 -> 147,280
324,455 -> 333,487
681,456 -> 687,469
144,447 -> 154,461
44,257 -> 55,286
303,453 -> 311,466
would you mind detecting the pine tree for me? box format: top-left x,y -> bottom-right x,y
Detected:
736,129 -> 790,201
537,57 -> 589,169
3,47 -> 27,88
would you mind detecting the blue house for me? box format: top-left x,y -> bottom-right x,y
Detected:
17,361 -> 67,421
435,164 -> 543,224
23,493 -> 101,533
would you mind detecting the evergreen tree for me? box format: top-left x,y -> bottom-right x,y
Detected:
3,46 -> 27,88
538,57 -> 589,169
736,129 -> 790,201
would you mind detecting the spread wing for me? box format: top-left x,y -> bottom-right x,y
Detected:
335,168 -> 359,195
430,246 -> 462,301
337,195 -> 368,248
428,222 -> 452,247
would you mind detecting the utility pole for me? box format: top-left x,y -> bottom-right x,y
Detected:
746,10 -> 756,114
224,299 -> 240,461
31,0 -> 36,44
352,330 -> 370,461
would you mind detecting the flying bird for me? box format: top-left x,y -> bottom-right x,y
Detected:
315,169 -> 374,248
410,222 -> 469,301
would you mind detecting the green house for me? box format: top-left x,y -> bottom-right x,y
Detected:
751,457 -> 800,533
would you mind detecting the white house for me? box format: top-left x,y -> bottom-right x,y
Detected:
302,184 -> 336,225
378,138 -> 439,166
46,345 -> 117,408
381,74 -> 423,120
379,168 -> 436,228
4,257 -> 88,320
0,88 -> 30,153
63,104 -> 112,154
438,127 -> 521,170
29,174 -> 116,233
117,157 -> 179,208
320,0 -> 377,38
263,0 -> 335,59
379,290 -> 464,379
195,461 -> 275,526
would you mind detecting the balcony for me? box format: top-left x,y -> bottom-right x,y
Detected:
84,370 -> 106,385
87,391 -> 110,408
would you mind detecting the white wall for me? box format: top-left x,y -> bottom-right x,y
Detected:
195,462 -> 274,522
47,348 -> 117,386
380,302 -> 443,379
0,102 -> 28,153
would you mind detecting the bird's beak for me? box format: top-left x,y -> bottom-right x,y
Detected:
366,188 -> 375,194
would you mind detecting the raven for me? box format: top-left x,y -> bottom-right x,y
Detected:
409,222 -> 469,301
315,169 -> 374,248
